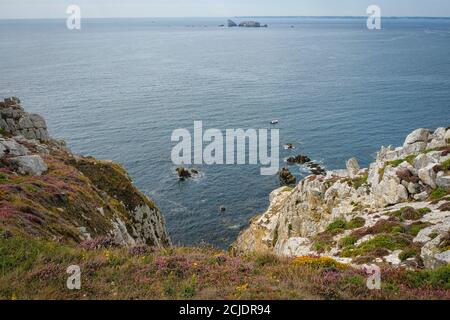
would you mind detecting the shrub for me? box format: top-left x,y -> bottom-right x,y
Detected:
429,187 -> 448,201
254,253 -> 279,267
291,256 -> 346,269
339,235 -> 358,248
326,219 -> 347,232
399,247 -> 420,261
441,158 -> 450,171
406,265 -> 450,290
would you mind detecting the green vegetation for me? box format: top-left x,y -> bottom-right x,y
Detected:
399,247 -> 420,261
326,217 -> 366,233
339,235 -> 358,248
0,128 -> 12,138
441,158 -> 450,171
341,234 -> 411,258
388,207 -> 431,221
1,235 -> 449,300
430,187 -> 449,201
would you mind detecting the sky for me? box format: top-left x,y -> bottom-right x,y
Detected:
1,0 -> 450,19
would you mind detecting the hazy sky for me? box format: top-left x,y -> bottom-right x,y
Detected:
1,0 -> 450,19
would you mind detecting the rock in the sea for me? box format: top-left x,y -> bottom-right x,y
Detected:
279,167 -> 296,186
9,155 -> 48,176
287,154 -> 311,165
227,19 -> 237,27
176,166 -> 192,179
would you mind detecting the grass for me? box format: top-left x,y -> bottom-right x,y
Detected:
326,217 -> 366,233
1,235 -> 450,300
388,207 -> 431,221
429,187 -> 449,201
441,159 -> 450,171
341,234 -> 411,258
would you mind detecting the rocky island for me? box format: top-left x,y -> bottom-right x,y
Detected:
1,98 -> 449,299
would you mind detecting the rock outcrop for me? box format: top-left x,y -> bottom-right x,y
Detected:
233,127 -> 450,269
0,97 -> 49,142
0,98 -> 170,248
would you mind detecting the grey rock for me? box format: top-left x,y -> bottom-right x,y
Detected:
413,154 -> 437,171
346,158 -> 360,178
0,107 -> 14,118
418,164 -> 437,188
0,118 -> 8,130
436,171 -> 450,188
404,128 -> 430,146
9,155 -> 48,176
413,191 -> 428,201
0,139 -> 29,157
29,114 -> 46,128
18,116 -> 34,129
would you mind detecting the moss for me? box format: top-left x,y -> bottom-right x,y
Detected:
406,265 -> 450,290
378,167 -> 385,181
343,234 -> 411,257
441,159 -> 450,171
291,256 -> 346,269
389,207 -> 429,221
326,219 -> 347,232
68,158 -> 155,211
339,235 -> 358,248
347,217 -> 366,229
407,222 -> 432,237
0,128 -> 12,138
399,247 -> 420,261
429,187 -> 449,201
386,155 -> 417,168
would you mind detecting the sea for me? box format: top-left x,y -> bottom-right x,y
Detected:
1,17 -> 449,248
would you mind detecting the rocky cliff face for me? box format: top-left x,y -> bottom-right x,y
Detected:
0,98 -> 170,248
233,127 -> 450,269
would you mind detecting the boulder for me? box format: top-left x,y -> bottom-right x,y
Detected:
9,155 -> 48,176
29,114 -> 47,128
413,154 -> 437,171
418,164 -> 437,188
421,234 -> 450,269
428,127 -> 447,149
0,138 -> 29,157
346,158 -> 360,178
403,128 -> 430,146
279,167 -> 296,186
436,171 -> 450,188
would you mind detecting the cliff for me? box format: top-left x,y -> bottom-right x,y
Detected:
1,97 -> 170,248
233,127 -> 450,269
1,97 -> 449,300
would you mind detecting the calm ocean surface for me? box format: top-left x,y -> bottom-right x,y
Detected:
1,17 -> 449,248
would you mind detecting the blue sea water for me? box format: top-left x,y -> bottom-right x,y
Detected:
1,17 -> 449,248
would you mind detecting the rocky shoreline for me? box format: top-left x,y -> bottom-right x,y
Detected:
232,127 -> 450,270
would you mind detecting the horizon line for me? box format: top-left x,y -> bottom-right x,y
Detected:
1,15 -> 450,21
